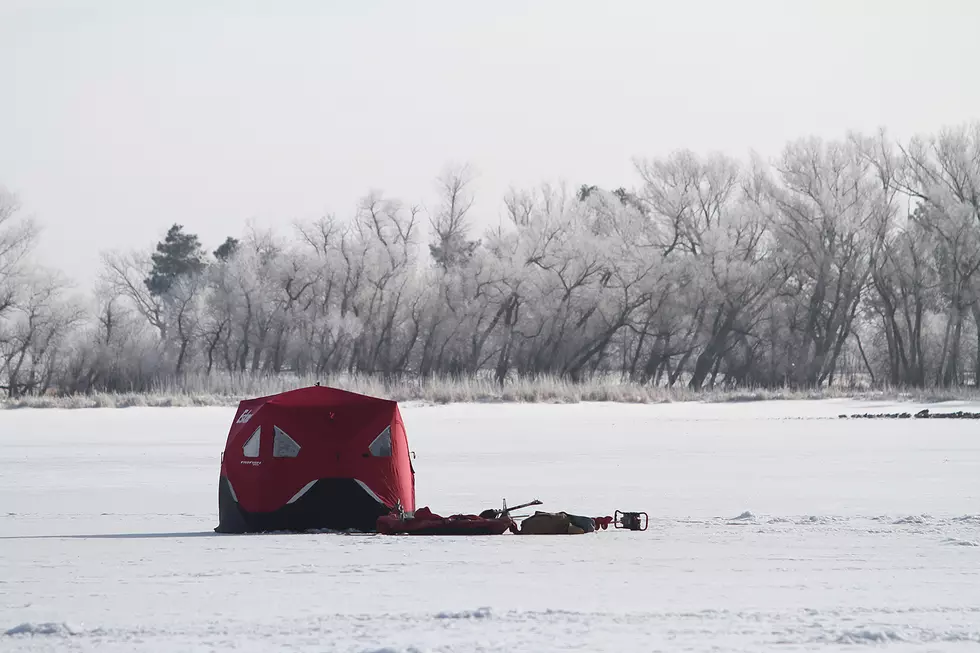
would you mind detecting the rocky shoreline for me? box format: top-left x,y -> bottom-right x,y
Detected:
839,409 -> 980,419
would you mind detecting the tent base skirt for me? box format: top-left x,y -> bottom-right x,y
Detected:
215,476 -> 390,534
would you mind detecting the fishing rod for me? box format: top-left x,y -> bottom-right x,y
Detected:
482,498 -> 543,519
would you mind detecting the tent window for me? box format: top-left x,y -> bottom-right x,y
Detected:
242,427 -> 261,457
368,426 -> 392,457
273,426 -> 301,458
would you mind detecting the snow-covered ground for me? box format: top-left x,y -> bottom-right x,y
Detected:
2,399 -> 979,652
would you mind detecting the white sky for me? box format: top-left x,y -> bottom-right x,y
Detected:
2,0 -> 979,288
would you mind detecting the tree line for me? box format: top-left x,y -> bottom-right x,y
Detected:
2,123 -> 980,398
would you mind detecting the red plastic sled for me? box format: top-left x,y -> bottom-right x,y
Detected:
376,506 -> 517,536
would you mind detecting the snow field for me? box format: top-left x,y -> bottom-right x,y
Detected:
1,399 -> 979,651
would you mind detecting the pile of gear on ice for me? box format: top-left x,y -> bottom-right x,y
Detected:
377,499 -> 648,536
214,384 -> 648,537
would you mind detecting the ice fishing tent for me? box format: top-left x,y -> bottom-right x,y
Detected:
215,385 -> 415,533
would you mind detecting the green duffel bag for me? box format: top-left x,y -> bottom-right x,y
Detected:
567,513 -> 596,533
519,511 -> 572,534
519,511 -> 593,534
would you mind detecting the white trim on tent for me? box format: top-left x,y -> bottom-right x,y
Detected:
273,426 -> 301,458
242,427 -> 261,457
368,425 -> 392,457
286,480 -> 318,504
226,477 -> 239,503
354,479 -> 385,506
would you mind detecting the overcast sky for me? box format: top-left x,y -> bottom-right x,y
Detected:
2,0 -> 979,288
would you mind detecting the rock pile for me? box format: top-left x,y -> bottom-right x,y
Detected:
838,408 -> 980,419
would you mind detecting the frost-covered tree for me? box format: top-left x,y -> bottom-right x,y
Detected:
895,124 -> 980,386
760,136 -> 894,387
102,250 -> 167,338
429,163 -> 480,270
346,191 -> 422,375
635,151 -> 779,388
294,215 -> 363,375
0,270 -> 85,397
16,126 -> 980,398
63,280 -> 159,393
0,187 -> 38,322
867,214 -> 937,386
0,188 -> 85,397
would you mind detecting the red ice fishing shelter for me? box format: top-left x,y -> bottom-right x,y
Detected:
215,385 -> 415,533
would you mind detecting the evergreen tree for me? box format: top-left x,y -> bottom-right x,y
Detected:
577,184 -> 598,201
144,224 -> 207,296
213,236 -> 240,261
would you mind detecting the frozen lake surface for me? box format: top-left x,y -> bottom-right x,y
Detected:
2,399 -> 979,651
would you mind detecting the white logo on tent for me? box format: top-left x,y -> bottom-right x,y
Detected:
273,426 -> 301,458
242,426 -> 261,457
236,409 -> 254,424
